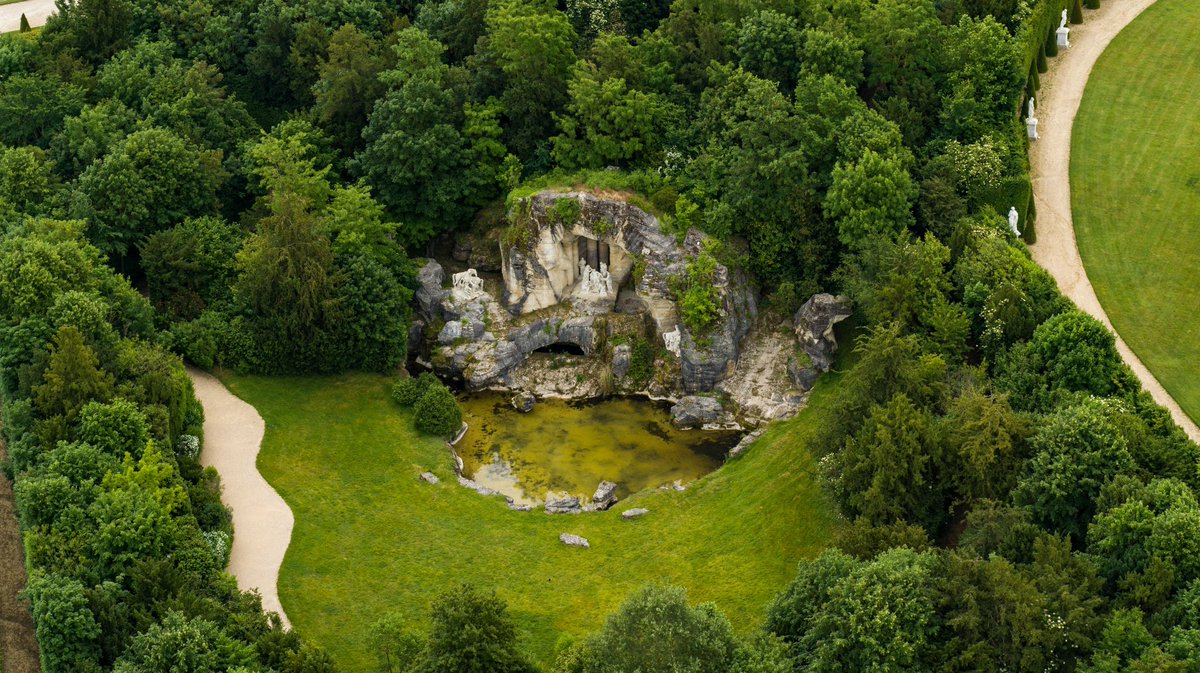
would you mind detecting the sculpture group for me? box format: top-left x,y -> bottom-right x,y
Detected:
452,268 -> 485,300
577,258 -> 614,296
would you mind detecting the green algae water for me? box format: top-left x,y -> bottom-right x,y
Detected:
457,393 -> 741,506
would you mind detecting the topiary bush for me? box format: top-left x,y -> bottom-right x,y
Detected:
392,372 -> 439,406
413,384 -> 463,438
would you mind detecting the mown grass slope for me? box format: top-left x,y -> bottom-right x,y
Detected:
1072,0 -> 1200,422
223,370 -> 844,671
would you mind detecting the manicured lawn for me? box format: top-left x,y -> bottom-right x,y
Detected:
1072,0 -> 1200,422
221,370 -> 844,671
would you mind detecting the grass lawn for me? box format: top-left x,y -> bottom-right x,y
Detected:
1071,0 -> 1200,422
220,369 -> 844,671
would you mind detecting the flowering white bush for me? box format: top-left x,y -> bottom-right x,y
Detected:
204,529 -> 231,568
566,0 -> 622,38
178,434 -> 201,459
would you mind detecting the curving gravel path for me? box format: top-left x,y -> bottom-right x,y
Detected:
1026,0 -> 1200,442
0,0 -> 55,33
190,369 -> 293,629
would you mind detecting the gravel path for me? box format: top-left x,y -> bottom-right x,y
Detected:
1026,0 -> 1199,442
191,369 -> 293,628
0,442 -> 39,673
0,0 -> 55,33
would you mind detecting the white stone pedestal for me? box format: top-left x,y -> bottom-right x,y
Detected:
1057,26 -> 1070,48
1026,117 -> 1039,140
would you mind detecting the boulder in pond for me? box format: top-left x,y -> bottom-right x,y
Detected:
670,396 -> 724,428
560,533 -> 590,548
511,391 -> 536,412
591,480 -> 618,510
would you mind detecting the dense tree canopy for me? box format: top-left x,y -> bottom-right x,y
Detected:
0,0 -> 1196,670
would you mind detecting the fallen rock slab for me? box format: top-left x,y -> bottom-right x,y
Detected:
670,396 -> 724,428
560,533 -> 590,548
545,493 -> 582,514
419,472 -> 439,484
621,508 -> 649,520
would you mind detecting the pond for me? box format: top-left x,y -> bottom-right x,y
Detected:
456,393 -> 743,506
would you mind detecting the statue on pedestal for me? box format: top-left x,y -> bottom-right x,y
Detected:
1008,207 -> 1021,236
1057,10 -> 1071,48
1026,97 -> 1039,140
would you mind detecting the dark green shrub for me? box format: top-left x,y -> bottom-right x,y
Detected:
1071,0 -> 1083,23
392,372 -> 439,407
550,197 -> 582,226
19,14 -> 30,32
413,384 -> 463,438
1085,0 -> 1099,9
627,338 -> 655,387
1045,26 -> 1058,57
672,250 -> 722,335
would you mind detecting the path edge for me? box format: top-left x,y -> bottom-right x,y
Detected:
1026,0 -> 1200,442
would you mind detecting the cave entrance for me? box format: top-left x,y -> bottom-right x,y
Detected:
577,238 -> 611,271
532,342 -> 586,356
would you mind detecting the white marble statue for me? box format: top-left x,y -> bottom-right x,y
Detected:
663,327 -> 682,357
452,268 -> 485,300
578,258 -> 615,295
1026,97 -> 1039,140
1060,9 -> 1068,30
1057,10 -> 1071,48
1008,207 -> 1021,236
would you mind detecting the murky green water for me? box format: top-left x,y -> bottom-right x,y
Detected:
457,394 -> 741,506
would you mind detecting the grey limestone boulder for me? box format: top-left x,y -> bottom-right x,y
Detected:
611,343 -> 632,380
415,259 -> 448,319
793,294 -> 852,375
560,533 -> 590,548
511,391 -> 536,412
621,508 -> 649,520
678,242 -> 757,392
419,472 -> 439,485
545,493 -> 582,514
591,480 -> 618,510
670,396 -> 724,428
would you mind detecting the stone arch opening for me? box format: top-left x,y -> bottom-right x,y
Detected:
531,342 -> 586,356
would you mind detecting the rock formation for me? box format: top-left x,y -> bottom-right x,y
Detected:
791,294 -> 853,391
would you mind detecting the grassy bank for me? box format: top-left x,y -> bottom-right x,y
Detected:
222,370 -> 844,670
1072,0 -> 1200,422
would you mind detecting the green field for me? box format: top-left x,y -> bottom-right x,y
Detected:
1072,0 -> 1200,423
223,372 -> 843,671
